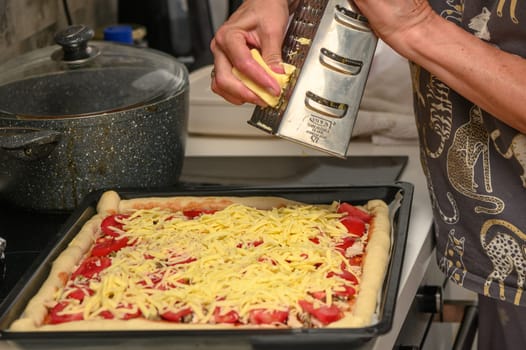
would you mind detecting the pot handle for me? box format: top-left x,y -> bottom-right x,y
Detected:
0,127 -> 62,160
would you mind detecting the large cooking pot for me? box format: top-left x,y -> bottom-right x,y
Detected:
0,25 -> 189,211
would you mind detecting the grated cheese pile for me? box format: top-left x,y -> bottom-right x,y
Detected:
56,202 -> 367,324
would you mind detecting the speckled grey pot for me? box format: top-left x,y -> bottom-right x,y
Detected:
0,91 -> 188,212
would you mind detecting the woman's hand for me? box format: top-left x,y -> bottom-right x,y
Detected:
210,0 -> 291,106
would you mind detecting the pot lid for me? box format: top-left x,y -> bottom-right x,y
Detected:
0,25 -> 188,119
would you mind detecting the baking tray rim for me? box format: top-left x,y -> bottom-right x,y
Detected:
0,182 -> 413,342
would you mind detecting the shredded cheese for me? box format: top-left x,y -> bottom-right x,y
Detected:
55,202 -> 369,325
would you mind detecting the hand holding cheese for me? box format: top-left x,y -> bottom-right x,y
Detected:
232,49 -> 296,107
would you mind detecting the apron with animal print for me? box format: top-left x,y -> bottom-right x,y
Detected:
412,0 -> 526,305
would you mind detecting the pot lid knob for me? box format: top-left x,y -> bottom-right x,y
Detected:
54,25 -> 97,61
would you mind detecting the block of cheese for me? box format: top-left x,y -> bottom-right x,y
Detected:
232,49 -> 295,107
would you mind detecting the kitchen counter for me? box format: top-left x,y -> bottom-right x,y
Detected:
0,135 -> 435,350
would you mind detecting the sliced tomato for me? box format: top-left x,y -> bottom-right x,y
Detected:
137,272 -> 164,287
309,237 -> 320,244
311,305 -> 343,324
120,308 -> 142,320
298,300 -> 343,325
327,266 -> 359,285
333,285 -> 356,298
66,285 -> 94,301
71,256 -> 111,279
161,308 -> 193,322
99,310 -> 114,319
339,268 -> 359,284
310,291 -> 326,300
298,300 -> 316,314
337,202 -> 372,223
183,209 -> 217,219
91,236 -> 129,256
340,216 -> 366,236
348,255 -> 363,266
100,214 -> 129,237
47,301 -> 83,324
248,309 -> 288,325
213,307 -> 240,324
100,305 -> 141,320
336,236 -> 356,252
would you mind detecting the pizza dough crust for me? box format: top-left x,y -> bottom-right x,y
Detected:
9,191 -> 392,332
118,195 -> 303,213
329,200 -> 391,327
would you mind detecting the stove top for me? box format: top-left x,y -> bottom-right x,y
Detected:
0,155 -> 407,303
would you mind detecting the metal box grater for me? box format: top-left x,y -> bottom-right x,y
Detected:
248,0 -> 378,158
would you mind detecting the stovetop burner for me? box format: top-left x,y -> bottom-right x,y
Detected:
0,155 -> 407,304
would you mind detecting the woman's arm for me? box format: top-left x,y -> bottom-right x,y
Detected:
210,0 -> 526,133
354,0 -> 526,133
404,15 -> 526,133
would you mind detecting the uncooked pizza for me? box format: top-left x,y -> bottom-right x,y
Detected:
9,191 -> 391,331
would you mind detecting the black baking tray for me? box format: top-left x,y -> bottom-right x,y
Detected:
0,183 -> 413,347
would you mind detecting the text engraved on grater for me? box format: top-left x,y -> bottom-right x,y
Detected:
306,114 -> 335,143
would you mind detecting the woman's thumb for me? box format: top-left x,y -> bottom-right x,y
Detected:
261,44 -> 285,74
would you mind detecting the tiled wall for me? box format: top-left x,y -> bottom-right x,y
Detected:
0,0 -> 117,64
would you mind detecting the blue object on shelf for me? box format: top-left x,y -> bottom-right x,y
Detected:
103,25 -> 133,44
